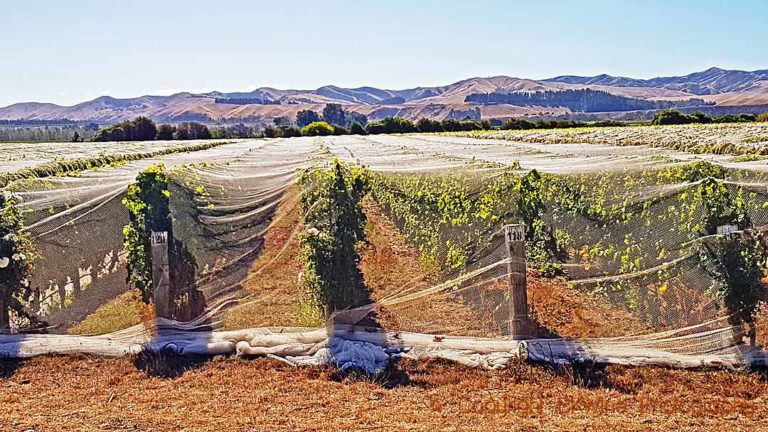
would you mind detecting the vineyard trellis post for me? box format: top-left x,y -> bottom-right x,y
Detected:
151,231 -> 171,318
505,224 -> 531,339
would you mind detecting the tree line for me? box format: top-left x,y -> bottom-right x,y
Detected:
465,89 -> 712,113
92,117 -> 212,142
0,124 -> 98,143
69,106 -> 768,143
652,109 -> 767,125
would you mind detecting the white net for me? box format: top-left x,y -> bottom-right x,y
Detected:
2,127 -> 768,370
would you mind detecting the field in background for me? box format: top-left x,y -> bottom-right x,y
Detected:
450,122 -> 768,155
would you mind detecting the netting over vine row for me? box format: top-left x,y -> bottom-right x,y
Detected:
2,132 -> 768,368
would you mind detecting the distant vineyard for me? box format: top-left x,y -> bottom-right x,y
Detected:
450,122 -> 768,155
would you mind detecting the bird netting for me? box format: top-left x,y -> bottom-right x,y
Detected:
2,132 -> 768,369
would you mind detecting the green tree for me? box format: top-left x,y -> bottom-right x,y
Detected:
501,118 -> 537,130
273,116 -> 291,127
155,124 -> 176,140
279,126 -> 302,138
322,104 -> 346,127
92,116 -> 158,142
174,122 -> 212,140
296,110 -> 321,128
347,111 -> 368,127
263,125 -> 280,138
122,164 -> 172,303
133,116 -> 158,141
416,118 -> 444,133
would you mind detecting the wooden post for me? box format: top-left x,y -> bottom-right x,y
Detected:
717,224 -> 738,236
717,224 -> 748,345
505,224 -> 530,339
151,231 -> 171,318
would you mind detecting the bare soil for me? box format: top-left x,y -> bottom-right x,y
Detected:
223,186 -> 305,329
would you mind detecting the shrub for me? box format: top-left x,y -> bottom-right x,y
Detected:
757,113 -> 768,122
651,109 -> 696,125
279,126 -> 302,138
416,118 -> 444,133
501,118 -> 538,130
515,170 -> 567,276
699,231 -> 768,344
365,117 -> 417,134
0,192 -> 36,329
333,125 -> 349,135
349,122 -> 367,135
696,177 -> 750,235
301,121 -> 335,136
298,159 -> 370,324
123,164 -> 172,303
262,125 -> 280,138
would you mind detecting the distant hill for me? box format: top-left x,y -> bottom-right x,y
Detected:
545,67 -> 768,95
2,67 -> 767,125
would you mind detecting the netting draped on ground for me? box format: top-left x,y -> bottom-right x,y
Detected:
2,130 -> 768,369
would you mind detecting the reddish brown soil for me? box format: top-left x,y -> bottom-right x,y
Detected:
527,275 -> 648,338
359,198 -> 496,336
223,187 -> 305,329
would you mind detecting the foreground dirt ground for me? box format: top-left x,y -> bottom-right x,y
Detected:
1,355 -> 767,431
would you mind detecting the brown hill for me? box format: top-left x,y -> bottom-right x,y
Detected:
2,68 -> 767,124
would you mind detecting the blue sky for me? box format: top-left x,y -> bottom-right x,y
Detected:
2,0 -> 767,107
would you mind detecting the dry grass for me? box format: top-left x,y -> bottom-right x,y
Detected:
68,289 -> 148,335
1,355 -> 767,431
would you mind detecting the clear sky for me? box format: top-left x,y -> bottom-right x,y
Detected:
3,0 -> 767,107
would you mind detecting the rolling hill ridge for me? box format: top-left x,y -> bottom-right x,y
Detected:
2,67 -> 768,124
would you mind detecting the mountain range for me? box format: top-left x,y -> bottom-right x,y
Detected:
2,67 -> 768,125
